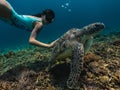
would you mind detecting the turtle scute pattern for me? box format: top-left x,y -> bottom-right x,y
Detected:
48,22 -> 105,89
48,29 -> 84,89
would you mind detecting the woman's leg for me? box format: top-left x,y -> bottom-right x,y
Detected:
0,0 -> 12,19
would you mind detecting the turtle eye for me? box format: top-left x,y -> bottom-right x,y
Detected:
95,24 -> 99,27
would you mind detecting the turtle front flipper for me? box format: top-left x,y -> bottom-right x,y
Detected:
84,36 -> 93,54
67,42 -> 84,89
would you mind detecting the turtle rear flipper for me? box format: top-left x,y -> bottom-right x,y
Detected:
67,42 -> 84,89
46,41 -> 67,71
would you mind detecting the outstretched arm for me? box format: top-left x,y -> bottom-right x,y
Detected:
29,22 -> 57,48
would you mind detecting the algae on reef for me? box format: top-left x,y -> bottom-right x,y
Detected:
0,32 -> 120,90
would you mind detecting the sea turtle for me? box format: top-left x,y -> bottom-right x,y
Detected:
48,22 -> 105,89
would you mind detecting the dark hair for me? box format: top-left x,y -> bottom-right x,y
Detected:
34,9 -> 55,23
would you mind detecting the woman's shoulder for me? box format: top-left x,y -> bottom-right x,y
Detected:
23,15 -> 41,21
23,15 -> 35,18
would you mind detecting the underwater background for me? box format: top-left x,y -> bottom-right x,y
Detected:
0,0 -> 120,90
0,0 -> 120,51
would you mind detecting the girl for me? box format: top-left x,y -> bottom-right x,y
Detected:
0,0 -> 56,48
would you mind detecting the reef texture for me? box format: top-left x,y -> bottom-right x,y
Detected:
0,32 -> 120,90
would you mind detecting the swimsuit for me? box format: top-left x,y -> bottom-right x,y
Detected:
0,1 -> 41,31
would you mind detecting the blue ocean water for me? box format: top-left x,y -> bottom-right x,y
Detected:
0,0 -> 120,50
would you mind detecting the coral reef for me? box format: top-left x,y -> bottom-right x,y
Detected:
0,32 -> 119,90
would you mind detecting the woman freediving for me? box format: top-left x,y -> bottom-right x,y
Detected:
0,0 -> 57,48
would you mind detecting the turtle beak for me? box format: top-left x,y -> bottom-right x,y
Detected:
95,22 -> 105,30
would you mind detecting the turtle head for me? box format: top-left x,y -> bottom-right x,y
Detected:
82,22 -> 105,35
